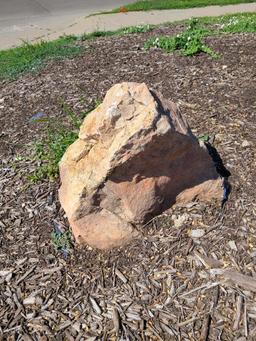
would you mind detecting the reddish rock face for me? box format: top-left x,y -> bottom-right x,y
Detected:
59,82 -> 222,249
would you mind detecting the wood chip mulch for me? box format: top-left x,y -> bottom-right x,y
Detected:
0,26 -> 256,340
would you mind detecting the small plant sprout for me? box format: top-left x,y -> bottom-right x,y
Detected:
51,229 -> 72,257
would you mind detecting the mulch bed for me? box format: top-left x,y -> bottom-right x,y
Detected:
0,25 -> 256,340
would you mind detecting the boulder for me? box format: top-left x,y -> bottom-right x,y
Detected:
59,82 -> 223,249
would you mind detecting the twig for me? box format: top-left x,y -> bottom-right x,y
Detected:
244,300 -> 248,337
15,266 -> 36,285
89,297 -> 102,315
200,314 -> 211,341
177,315 -> 199,327
213,286 -> 220,308
233,295 -> 243,331
147,324 -> 164,341
222,270 -> 256,293
179,282 -> 221,298
194,251 -> 223,269
115,269 -> 128,284
112,307 -> 121,336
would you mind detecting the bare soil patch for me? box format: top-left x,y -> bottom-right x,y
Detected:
0,27 -> 256,340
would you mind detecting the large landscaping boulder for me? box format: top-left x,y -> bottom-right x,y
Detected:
59,82 -> 222,249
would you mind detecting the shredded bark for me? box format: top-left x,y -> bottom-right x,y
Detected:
0,26 -> 256,340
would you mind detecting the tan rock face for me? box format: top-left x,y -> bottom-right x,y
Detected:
59,82 -> 222,249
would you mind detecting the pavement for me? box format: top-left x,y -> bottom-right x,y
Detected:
0,1 -> 256,50
0,0 -> 135,49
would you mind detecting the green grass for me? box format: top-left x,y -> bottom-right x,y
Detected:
0,35 -> 82,80
112,0 -> 256,12
80,24 -> 153,40
145,13 -> 256,57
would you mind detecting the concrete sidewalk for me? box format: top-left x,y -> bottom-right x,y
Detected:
55,3 -> 256,37
1,3 -> 256,49
0,0 -> 135,50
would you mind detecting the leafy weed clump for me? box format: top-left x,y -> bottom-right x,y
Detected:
28,98 -> 102,182
145,18 -> 218,58
28,103 -> 91,182
29,128 -> 78,182
145,13 -> 256,57
51,229 -> 72,256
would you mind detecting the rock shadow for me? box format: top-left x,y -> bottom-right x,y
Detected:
106,131 -> 222,223
205,142 -> 231,207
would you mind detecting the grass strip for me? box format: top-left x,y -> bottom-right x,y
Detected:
0,36 -> 82,80
111,0 -> 256,12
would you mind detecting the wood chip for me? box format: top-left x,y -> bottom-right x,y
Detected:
16,266 -> 36,285
200,314 -> 211,341
194,251 -> 223,269
222,270 -> 256,293
89,297 -> 102,315
233,295 -> 243,330
115,269 -> 128,284
112,307 -> 120,335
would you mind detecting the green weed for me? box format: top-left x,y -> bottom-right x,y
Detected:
145,18 -> 218,57
28,128 -> 78,182
51,230 -> 72,253
217,13 -> 256,33
145,13 -> 256,57
198,133 -> 210,142
14,155 -> 24,162
60,100 -> 82,129
28,103 -> 91,182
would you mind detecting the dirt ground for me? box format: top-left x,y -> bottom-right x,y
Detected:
0,26 -> 256,340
